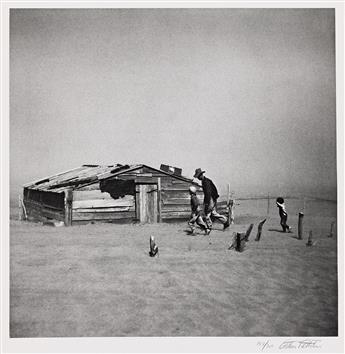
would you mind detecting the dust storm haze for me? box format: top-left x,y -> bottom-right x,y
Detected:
9,8 -> 337,199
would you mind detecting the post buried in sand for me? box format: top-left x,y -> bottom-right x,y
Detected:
328,221 -> 335,238
298,212 -> 304,240
19,196 -> 27,221
149,235 -> 159,257
306,230 -> 313,246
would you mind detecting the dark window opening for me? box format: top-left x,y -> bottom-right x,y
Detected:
100,179 -> 135,199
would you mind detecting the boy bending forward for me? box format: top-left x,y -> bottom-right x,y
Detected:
188,186 -> 211,235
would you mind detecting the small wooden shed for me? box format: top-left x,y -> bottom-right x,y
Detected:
22,163 -> 221,226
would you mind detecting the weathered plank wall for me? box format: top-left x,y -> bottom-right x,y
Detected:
160,178 -> 201,220
71,188 -> 135,224
23,188 -> 65,222
71,167 -> 199,223
24,166 -> 228,225
158,176 -> 228,221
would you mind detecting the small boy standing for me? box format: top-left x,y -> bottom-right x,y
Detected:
188,186 -> 211,235
276,197 -> 292,232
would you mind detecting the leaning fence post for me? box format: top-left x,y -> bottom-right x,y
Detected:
19,195 -> 27,220
298,212 -> 304,240
245,224 -> 254,242
255,219 -> 267,241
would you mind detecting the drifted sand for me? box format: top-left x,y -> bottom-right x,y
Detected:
9,201 -> 337,337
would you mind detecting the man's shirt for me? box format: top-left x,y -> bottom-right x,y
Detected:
202,177 -> 219,206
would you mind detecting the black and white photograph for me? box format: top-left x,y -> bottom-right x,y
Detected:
1,1 -> 344,353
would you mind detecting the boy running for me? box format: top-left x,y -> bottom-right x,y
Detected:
188,186 -> 211,235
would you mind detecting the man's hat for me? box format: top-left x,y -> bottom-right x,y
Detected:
194,168 -> 205,178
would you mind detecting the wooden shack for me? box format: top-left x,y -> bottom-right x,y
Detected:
22,163 -> 226,226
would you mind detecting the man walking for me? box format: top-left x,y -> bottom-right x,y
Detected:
193,168 -> 230,231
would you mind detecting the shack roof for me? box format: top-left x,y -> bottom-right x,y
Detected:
24,164 -> 197,193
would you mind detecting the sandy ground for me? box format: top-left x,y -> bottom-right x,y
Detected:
9,200 -> 338,337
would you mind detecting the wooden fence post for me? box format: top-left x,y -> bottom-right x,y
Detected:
64,189 -> 73,226
19,195 -> 27,220
229,232 -> 246,251
255,219 -> 267,241
157,177 -> 162,223
298,212 -> 304,240
245,224 -> 254,242
267,193 -> 270,216
229,199 -> 234,224
226,183 -> 235,225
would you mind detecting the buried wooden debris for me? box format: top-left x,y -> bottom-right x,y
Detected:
228,232 -> 246,252
149,235 -> 159,257
255,218 -> 267,241
42,220 -> 65,227
244,223 -> 254,241
328,221 -> 336,238
306,230 -> 314,247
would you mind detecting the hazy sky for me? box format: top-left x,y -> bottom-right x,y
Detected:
10,8 -> 336,198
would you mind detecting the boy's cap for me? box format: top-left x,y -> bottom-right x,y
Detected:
276,197 -> 284,203
194,168 -> 205,178
189,186 -> 197,194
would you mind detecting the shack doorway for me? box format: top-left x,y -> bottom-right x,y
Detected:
136,184 -> 158,223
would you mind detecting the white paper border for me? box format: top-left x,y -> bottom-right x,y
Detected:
1,1 -> 344,353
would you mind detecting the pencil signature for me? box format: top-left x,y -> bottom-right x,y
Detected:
279,340 -> 322,350
257,339 -> 322,351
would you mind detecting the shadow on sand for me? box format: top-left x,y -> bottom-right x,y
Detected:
268,228 -> 286,233
269,228 -> 298,239
184,229 -> 199,236
184,229 -> 213,236
290,235 -> 301,240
